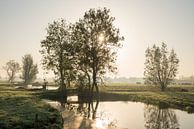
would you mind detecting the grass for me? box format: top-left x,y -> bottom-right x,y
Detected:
99,83 -> 194,113
0,85 -> 62,129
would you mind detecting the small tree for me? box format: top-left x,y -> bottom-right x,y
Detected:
3,60 -> 20,83
21,54 -> 38,84
144,43 -> 179,91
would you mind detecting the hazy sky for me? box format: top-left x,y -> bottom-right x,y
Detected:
0,0 -> 194,78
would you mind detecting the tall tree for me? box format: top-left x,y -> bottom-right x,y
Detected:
3,60 -> 20,83
21,54 -> 38,84
40,19 -> 76,96
144,43 -> 179,91
72,8 -> 124,94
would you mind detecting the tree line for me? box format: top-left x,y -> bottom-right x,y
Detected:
2,8 -> 179,93
3,54 -> 38,85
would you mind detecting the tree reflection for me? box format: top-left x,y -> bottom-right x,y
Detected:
57,96 -> 119,128
144,104 -> 179,129
77,99 -> 99,119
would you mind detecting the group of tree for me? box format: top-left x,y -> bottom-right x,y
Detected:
40,7 -> 124,96
40,7 -> 180,95
3,54 -> 38,85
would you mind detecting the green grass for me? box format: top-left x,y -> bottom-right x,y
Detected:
101,83 -> 194,92
0,85 -> 62,129
98,83 -> 194,113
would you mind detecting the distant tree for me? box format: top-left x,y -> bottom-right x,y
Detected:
21,54 -> 38,84
72,8 -> 124,94
40,19 -> 76,96
144,43 -> 179,91
3,60 -> 20,83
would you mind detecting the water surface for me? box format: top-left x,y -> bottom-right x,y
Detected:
46,98 -> 194,129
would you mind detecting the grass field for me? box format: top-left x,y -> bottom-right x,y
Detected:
98,83 -> 194,113
0,84 -> 62,129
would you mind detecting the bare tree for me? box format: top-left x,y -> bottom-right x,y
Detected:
3,60 -> 20,83
144,43 -> 179,91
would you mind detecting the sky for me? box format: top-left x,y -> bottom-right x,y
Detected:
0,0 -> 194,78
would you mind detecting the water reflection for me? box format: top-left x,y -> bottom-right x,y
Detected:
77,100 -> 99,119
56,97 -> 118,129
45,99 -> 194,129
144,104 -> 179,129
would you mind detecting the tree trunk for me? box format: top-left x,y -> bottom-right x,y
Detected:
91,71 -> 99,100
160,82 -> 166,91
61,78 -> 67,97
58,51 -> 67,100
86,72 -> 91,98
58,68 -> 67,102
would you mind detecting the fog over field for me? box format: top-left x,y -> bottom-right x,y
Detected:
1,1 -> 194,129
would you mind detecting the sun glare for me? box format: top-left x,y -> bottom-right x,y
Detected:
94,119 -> 109,129
98,33 -> 105,43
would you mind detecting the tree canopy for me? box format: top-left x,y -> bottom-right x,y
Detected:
144,43 -> 179,91
40,19 -> 76,95
21,54 -> 38,84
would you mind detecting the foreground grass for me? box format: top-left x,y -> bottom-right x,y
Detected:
0,85 -> 62,129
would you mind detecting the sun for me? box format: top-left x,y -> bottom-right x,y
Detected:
98,33 -> 105,43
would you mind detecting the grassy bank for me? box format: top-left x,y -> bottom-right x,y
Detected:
98,91 -> 194,112
98,84 -> 194,113
39,84 -> 194,113
0,85 -> 62,129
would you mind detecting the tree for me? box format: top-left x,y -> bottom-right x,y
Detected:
72,8 -> 124,94
3,60 -> 20,83
144,43 -> 179,91
21,54 -> 38,84
40,19 -> 76,96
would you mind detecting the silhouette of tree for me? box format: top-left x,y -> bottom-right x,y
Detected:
72,8 -> 124,94
144,43 -> 179,91
3,60 -> 20,83
21,54 -> 38,84
40,19 -> 76,97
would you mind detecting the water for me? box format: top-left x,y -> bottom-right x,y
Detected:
15,85 -> 59,90
45,99 -> 194,129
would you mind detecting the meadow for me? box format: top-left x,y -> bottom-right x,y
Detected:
0,83 -> 62,129
99,83 -> 194,112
